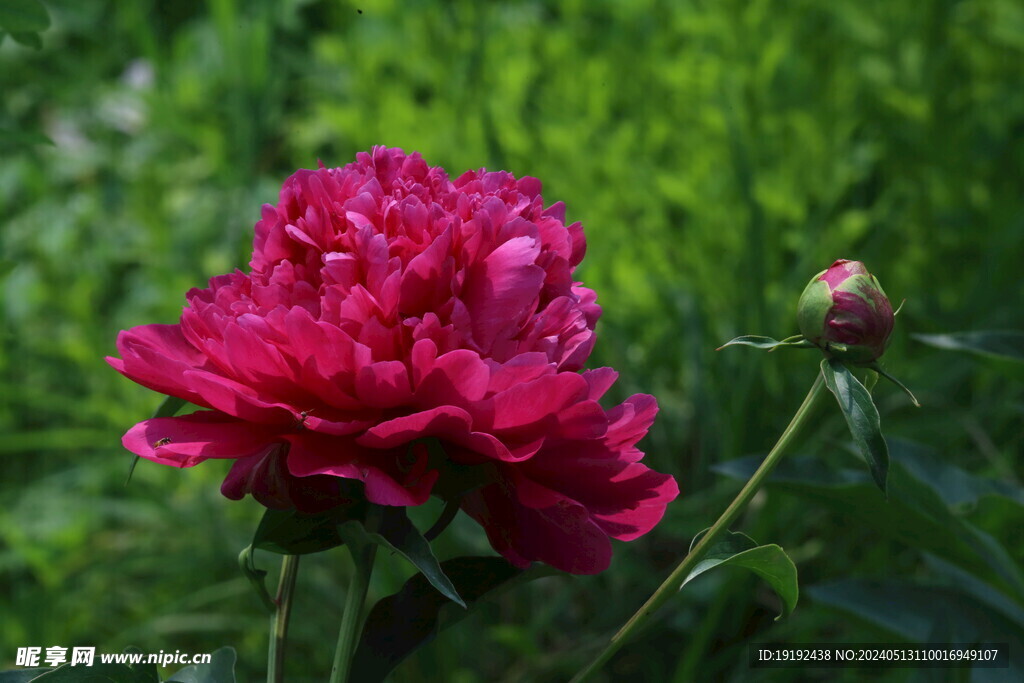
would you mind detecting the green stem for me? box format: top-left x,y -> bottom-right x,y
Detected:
268,554 -> 300,683
329,541 -> 378,683
424,498 -> 461,541
570,372 -> 828,682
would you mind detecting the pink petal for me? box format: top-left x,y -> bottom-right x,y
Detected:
355,361 -> 414,408
462,236 -> 545,351
285,432 -> 437,506
462,481 -> 613,574
181,370 -> 296,425
122,411 -> 280,468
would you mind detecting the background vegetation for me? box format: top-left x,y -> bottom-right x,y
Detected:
2,0 -> 1022,680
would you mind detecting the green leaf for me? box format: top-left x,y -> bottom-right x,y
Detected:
252,506 -> 347,555
682,530 -> 798,619
122,647 -> 159,683
820,358 -> 889,493
0,0 -> 50,33
0,128 -> 55,150
913,331 -> 1024,363
0,671 -> 48,683
165,647 -> 237,683
10,31 -> 40,48
338,507 -> 466,608
352,557 -> 561,682
716,335 -> 815,351
807,579 -> 1022,682
28,663 -> 149,681
922,554 -> 1024,629
127,395 -> 188,484
10,647 -> 158,682
713,439 -> 1024,596
896,439 -> 1024,509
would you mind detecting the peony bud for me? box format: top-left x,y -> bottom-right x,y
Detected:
797,259 -> 894,364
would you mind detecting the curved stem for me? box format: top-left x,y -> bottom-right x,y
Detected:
329,541 -> 378,683
268,554 -> 300,683
570,372 -> 828,682
424,499 -> 461,541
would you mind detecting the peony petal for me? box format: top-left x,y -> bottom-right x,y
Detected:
414,349 -> 490,407
399,225 -> 454,316
182,370 -> 296,425
462,235 -> 545,350
605,394 -> 659,453
486,372 -> 589,432
581,367 -> 618,401
357,405 -> 474,449
222,443 -> 349,512
462,480 -> 613,574
109,324 -> 212,405
355,361 -> 414,408
285,432 -> 437,506
122,411 -> 280,468
485,353 -> 554,396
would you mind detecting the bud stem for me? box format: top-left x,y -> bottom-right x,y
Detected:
569,373 -> 829,682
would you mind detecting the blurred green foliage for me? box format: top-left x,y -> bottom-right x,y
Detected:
1,0 -> 1022,680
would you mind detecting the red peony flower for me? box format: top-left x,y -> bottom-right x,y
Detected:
108,147 -> 678,574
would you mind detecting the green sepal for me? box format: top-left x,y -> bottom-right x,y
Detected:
238,545 -> 276,613
822,340 -> 883,366
834,273 -> 888,311
867,363 -> 921,407
796,277 -> 832,342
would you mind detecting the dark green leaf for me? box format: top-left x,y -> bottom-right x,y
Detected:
716,335 -> 814,351
15,647 -> 158,682
352,557 -> 560,682
10,31 -> 40,48
713,440 -> 1024,596
0,0 -> 50,33
165,647 -> 237,683
0,128 -> 54,150
122,647 -> 159,683
0,671 -> 48,683
821,358 -> 889,493
896,440 -> 1024,509
338,507 -> 465,607
252,507 -> 347,555
126,395 -> 188,484
923,554 -> 1024,629
29,663 -> 148,682
807,579 -> 1022,682
683,529 -> 798,619
152,395 -> 188,419
913,331 -> 1024,363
